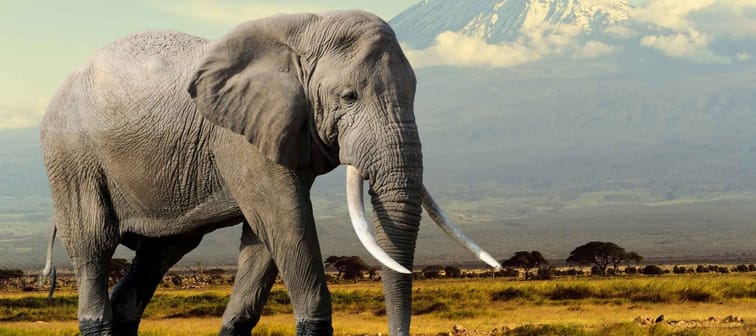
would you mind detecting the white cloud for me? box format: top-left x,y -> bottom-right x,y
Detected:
155,0 -> 325,24
404,24 -> 616,68
737,52 -> 752,61
0,98 -> 48,129
573,41 -> 616,59
604,25 -> 638,39
631,0 -> 717,31
640,29 -> 731,64
403,32 -> 541,68
632,0 -> 756,38
632,0 -> 756,64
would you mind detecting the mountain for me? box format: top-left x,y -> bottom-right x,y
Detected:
2,1 -> 756,268
391,0 -> 634,48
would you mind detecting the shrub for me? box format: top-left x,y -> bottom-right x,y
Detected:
678,287 -> 714,302
422,265 -> 444,279
439,309 -> 476,319
718,266 -> 730,274
625,266 -> 638,274
0,269 -> 24,280
548,285 -> 593,300
497,267 -> 520,277
672,265 -> 687,274
505,324 -> 589,336
536,267 -> 554,280
641,265 -> 664,275
412,300 -> 448,315
736,264 -> 749,272
492,287 -> 532,301
695,265 -> 708,273
444,266 -> 462,278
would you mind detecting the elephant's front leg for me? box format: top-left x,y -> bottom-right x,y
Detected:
248,195 -> 333,335
219,223 -> 278,336
218,162 -> 332,335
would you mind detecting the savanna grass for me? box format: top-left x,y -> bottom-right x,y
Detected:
1,273 -> 755,335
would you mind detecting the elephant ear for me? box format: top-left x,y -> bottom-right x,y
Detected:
188,15 -> 314,168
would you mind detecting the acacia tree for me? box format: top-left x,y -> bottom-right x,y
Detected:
324,256 -> 370,282
566,242 -> 642,275
501,251 -> 547,280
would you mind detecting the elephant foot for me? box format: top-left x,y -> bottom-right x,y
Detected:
79,319 -> 114,336
112,320 -> 140,336
218,318 -> 255,336
296,319 -> 333,336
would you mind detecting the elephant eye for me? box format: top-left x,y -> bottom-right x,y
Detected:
340,89 -> 358,106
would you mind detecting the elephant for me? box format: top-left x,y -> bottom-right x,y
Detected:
38,10 -> 500,336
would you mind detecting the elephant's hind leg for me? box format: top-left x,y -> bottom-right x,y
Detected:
110,235 -> 202,335
219,223 -> 278,336
50,173 -> 120,336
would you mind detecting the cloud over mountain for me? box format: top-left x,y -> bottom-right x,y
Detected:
391,0 -> 756,68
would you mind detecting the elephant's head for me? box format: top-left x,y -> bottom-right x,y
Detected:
188,11 -> 499,334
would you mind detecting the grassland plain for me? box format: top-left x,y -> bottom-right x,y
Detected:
1,274 -> 755,335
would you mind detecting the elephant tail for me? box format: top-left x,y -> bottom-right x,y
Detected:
39,224 -> 57,299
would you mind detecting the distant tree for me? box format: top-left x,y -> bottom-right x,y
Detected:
422,265 -> 444,279
566,242 -> 642,276
627,252 -> 644,265
0,269 -> 24,280
0,269 -> 24,289
641,265 -> 664,275
109,258 -> 131,284
444,266 -> 462,278
367,267 -> 380,280
325,256 -> 345,279
324,256 -> 369,282
501,251 -> 547,280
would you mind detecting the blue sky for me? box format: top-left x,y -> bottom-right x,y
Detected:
0,0 -> 417,128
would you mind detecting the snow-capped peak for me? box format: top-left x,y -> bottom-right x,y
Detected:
390,0 -> 633,48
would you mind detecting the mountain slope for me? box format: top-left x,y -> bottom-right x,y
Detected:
391,0 -> 633,48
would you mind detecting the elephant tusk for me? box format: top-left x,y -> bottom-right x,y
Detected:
422,185 -> 503,270
346,165 -> 412,274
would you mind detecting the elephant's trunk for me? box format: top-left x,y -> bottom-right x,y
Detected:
345,162 -> 419,335
343,113 -> 502,334
367,131 -> 423,336
371,193 -> 421,336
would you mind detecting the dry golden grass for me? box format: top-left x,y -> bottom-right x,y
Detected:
2,274 -> 756,335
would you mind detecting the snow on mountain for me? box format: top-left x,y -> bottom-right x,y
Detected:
391,0 -> 633,48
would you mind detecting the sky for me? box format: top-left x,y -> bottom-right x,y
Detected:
0,0 -> 416,129
2,0 -> 753,129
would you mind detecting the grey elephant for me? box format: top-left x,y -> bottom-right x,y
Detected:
38,10 -> 500,336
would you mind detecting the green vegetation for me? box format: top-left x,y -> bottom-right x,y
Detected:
2,274 -> 756,323
566,242 -> 643,276
324,256 -> 371,281
501,251 -> 547,280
